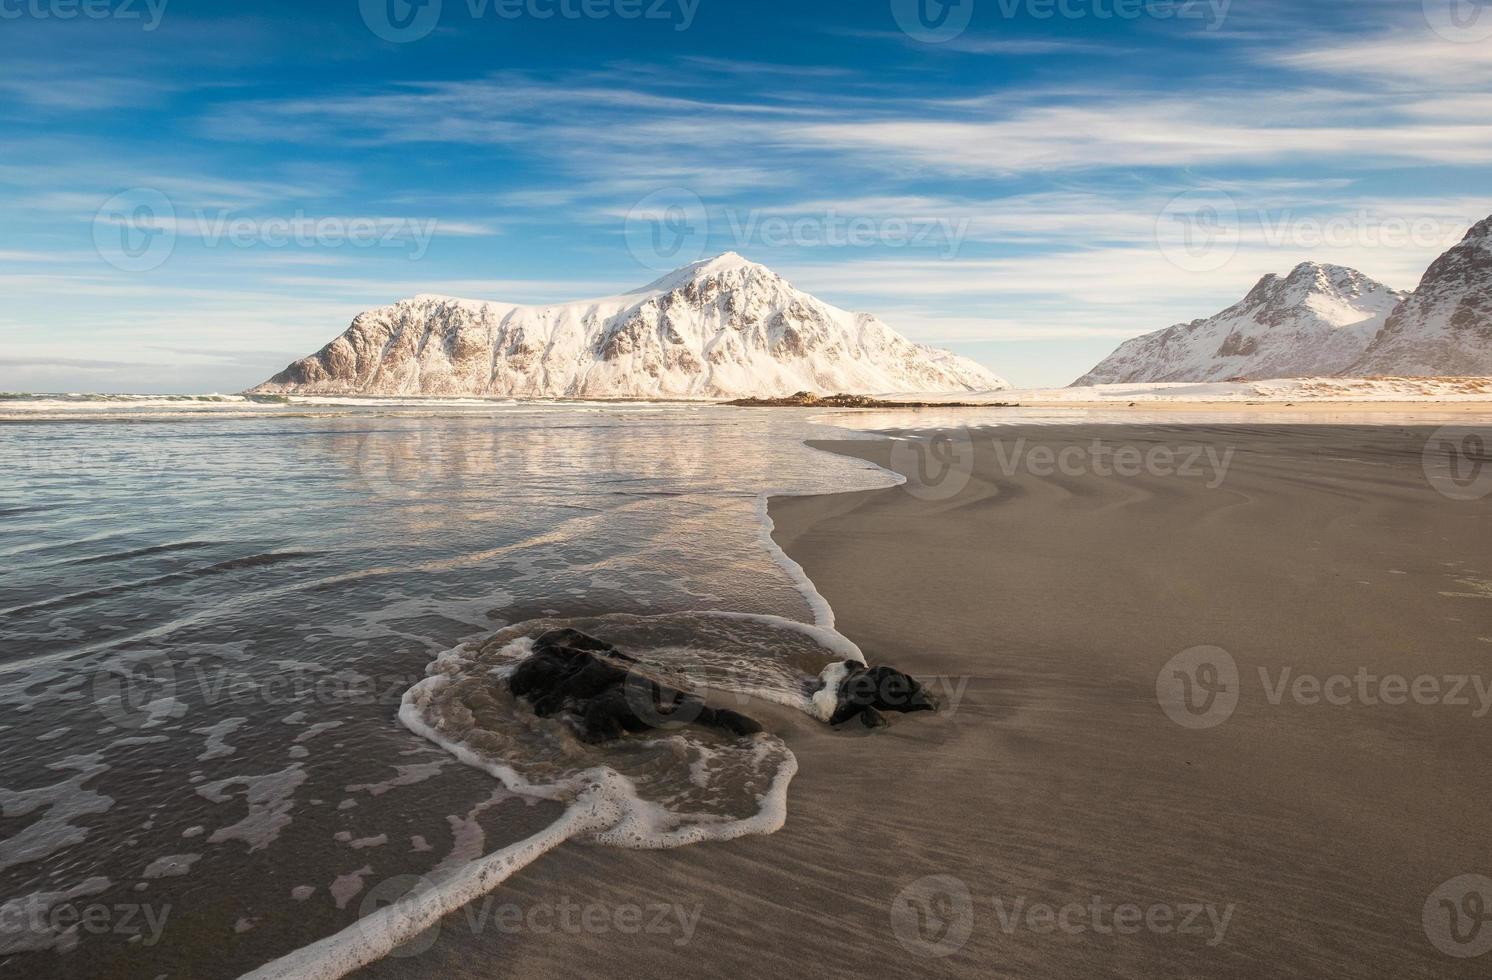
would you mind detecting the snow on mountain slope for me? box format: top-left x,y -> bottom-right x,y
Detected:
252,254 -> 1008,399
1073,263 -> 1408,386
1349,216 -> 1492,376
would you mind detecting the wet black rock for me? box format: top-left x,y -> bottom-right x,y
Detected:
508,628 -> 763,743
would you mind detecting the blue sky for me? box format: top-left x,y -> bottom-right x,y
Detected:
2,0 -> 1490,391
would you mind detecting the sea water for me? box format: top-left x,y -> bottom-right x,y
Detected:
0,398 -> 909,977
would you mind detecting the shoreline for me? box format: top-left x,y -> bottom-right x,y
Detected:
355,421 -> 1492,979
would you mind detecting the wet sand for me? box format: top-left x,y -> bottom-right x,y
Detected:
359,423 -> 1492,979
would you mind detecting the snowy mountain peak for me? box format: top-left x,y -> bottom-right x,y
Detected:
1075,263 -> 1407,385
252,257 -> 1008,399
637,252 -> 778,293
1248,262 -> 1386,304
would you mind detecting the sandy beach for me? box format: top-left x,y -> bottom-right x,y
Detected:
357,422 -> 1492,979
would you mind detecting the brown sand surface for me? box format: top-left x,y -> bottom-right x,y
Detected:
359,423 -> 1492,979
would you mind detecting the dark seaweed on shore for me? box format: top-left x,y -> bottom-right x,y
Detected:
725,391 -> 1017,409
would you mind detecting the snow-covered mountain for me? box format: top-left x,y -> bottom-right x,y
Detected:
1349,217 -> 1492,376
1073,262 -> 1408,386
252,254 -> 1007,399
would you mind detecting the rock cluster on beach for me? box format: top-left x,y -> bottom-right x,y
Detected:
726,391 -> 1013,408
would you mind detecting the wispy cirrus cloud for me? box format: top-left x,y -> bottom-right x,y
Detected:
7,3 -> 1492,390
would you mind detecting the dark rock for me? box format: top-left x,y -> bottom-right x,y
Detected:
825,663 -> 940,727
507,628 -> 763,743
727,391 -> 1013,409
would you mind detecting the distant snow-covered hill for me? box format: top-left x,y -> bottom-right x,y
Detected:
1077,213 -> 1492,385
252,253 -> 1008,399
1074,262 -> 1408,386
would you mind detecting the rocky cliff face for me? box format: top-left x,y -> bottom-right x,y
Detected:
253,254 -> 1008,398
1349,217 -> 1492,376
1074,262 -> 1408,385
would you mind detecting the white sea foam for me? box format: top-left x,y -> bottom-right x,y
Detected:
192,717 -> 248,761
239,794 -> 618,980
329,867 -> 374,910
225,430 -> 897,979
195,765 -> 308,852
754,492 -> 837,630
141,853 -> 201,878
811,661 -> 855,723
0,754 -> 113,873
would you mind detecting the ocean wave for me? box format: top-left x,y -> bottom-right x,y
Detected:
244,608 -> 871,977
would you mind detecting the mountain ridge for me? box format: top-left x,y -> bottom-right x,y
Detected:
1076,213 -> 1492,384
1074,261 -> 1408,386
1349,217 -> 1492,376
252,253 -> 1009,399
